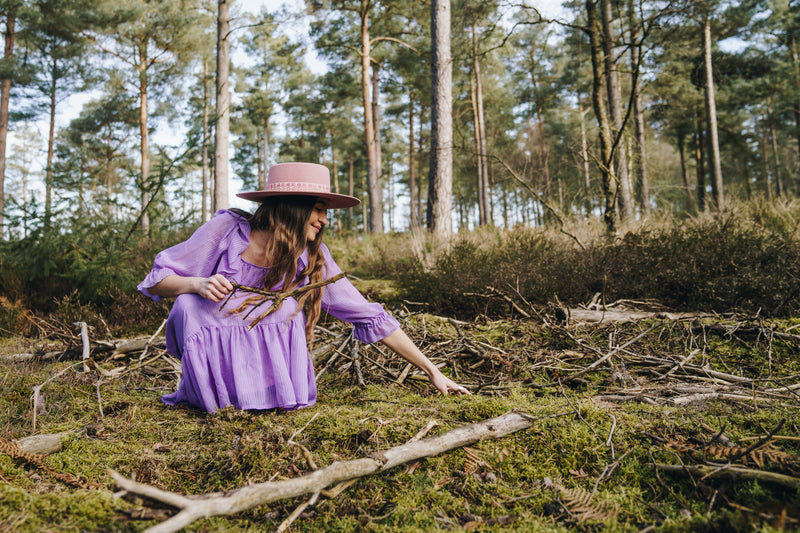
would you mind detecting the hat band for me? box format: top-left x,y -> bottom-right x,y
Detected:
265,181 -> 331,193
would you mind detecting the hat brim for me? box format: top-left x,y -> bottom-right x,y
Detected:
235,190 -> 361,209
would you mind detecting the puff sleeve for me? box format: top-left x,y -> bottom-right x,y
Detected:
318,244 -> 400,343
138,210 -> 248,301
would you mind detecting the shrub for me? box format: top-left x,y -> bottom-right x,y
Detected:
395,200 -> 800,318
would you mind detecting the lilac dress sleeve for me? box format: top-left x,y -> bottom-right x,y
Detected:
138,210 -> 247,301
319,244 -> 400,343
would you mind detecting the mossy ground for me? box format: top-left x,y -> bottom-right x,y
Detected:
1,312 -> 799,532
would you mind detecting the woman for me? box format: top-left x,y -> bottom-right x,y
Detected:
139,162 -> 468,412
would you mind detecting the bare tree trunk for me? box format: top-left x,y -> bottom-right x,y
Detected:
770,121 -> 784,197
202,59 -> 210,223
702,15 -> 724,210
587,0 -> 618,236
45,54 -> 57,227
0,11 -> 15,238
629,0 -> 649,217
418,104 -> 425,224
215,0 -> 232,212
138,45 -> 150,236
428,0 -> 453,237
261,119 -> 269,189
787,29 -> 800,187
693,112 -> 707,212
760,113 -> 772,199
408,91 -> 417,228
348,153 -> 354,230
470,25 -> 489,225
360,0 -> 383,233
372,63 -> 382,190
601,0 -> 632,221
677,132 -> 693,210
578,95 -> 592,215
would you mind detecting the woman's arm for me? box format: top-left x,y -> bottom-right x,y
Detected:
381,328 -> 470,395
148,274 -> 233,302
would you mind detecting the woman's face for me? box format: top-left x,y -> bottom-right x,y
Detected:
306,200 -> 328,242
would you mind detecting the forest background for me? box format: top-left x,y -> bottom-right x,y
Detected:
0,0 -> 798,318
1,1 -> 800,532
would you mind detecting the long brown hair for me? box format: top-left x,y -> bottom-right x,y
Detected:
246,196 -> 326,345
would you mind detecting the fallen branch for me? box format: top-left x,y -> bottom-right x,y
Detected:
112,410 -> 540,533
654,463 -> 800,490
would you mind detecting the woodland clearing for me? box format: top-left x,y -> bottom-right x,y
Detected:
1,292 -> 799,532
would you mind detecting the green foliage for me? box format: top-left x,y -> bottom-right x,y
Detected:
0,214 -> 184,335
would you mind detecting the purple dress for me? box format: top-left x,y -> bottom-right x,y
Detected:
138,210 -> 399,412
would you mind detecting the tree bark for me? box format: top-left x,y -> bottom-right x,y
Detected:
787,28 -> 800,186
138,43 -> 150,236
0,11 -> 14,238
578,95 -> 592,214
408,91 -> 417,228
261,119 -> 269,189
428,0 -> 453,237
348,153 -> 354,230
601,0 -> 632,221
677,131 -> 693,210
201,59 -> 210,223
629,0 -> 649,217
693,111 -> 706,211
702,15 -> 724,210
470,25 -> 489,225
361,0 -> 383,233
215,0 -> 231,211
586,0 -> 618,236
45,53 -> 56,227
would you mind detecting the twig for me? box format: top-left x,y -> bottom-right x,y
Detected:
222,273 -> 346,329
276,491 -> 320,533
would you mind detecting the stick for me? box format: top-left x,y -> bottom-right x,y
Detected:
74,322 -> 90,373
655,463 -> 800,490
111,411 -> 540,533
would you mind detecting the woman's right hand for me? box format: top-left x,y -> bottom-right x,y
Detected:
193,274 -> 234,302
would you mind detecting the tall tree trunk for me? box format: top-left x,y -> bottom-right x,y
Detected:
759,113 -> 772,199
408,91 -> 417,228
428,0 -> 453,237
45,54 -> 56,227
202,59 -> 210,223
417,103 -> 425,224
348,153 -> 355,230
138,46 -> 150,236
629,0 -> 649,217
261,119 -> 269,189
787,29 -> 800,186
693,112 -> 707,212
470,25 -> 489,225
579,95 -> 592,214
360,0 -> 383,233
372,63 -> 382,189
601,0 -> 632,221
677,131 -> 693,210
770,121 -> 784,197
0,11 -> 14,238
702,15 -> 724,210
587,0 -> 618,236
215,0 -> 231,211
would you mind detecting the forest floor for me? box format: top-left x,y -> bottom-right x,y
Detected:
1,292 -> 799,532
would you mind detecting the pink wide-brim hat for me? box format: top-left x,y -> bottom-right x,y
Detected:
236,162 -> 361,209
